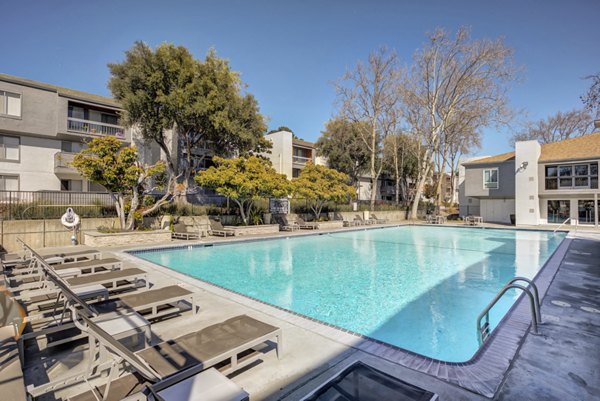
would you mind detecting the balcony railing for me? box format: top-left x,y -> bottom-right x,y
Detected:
67,117 -> 126,139
293,155 -> 312,164
54,151 -> 76,171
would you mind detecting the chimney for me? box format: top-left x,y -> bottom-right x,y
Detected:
594,119 -> 600,130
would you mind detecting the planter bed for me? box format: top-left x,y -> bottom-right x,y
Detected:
84,230 -> 172,247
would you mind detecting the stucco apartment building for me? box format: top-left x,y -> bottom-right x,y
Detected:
0,73 -> 135,192
460,128 -> 600,227
263,130 -> 319,179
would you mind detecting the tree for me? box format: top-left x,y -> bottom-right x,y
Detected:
335,47 -> 401,209
382,133 -> 419,204
71,136 -> 167,230
267,126 -> 293,134
292,163 -> 355,220
511,109 -> 593,144
581,72 -> 600,117
316,118 -> 371,192
108,42 -> 269,199
194,156 -> 291,225
403,27 -> 517,219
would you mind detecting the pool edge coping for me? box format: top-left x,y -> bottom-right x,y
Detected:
119,225 -> 571,398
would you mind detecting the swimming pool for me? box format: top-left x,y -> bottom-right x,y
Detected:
131,226 -> 565,362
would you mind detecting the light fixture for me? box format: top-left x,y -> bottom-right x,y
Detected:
520,161 -> 528,170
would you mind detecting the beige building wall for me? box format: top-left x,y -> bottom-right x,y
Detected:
263,131 -> 294,178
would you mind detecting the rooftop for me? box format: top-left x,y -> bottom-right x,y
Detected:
463,131 -> 600,165
0,73 -> 121,108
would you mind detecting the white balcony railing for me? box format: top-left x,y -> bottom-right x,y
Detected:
293,155 -> 311,164
67,117 -> 126,139
54,151 -> 76,170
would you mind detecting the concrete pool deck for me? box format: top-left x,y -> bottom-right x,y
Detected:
12,224 -> 600,400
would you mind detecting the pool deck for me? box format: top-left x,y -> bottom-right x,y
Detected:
11,223 -> 600,401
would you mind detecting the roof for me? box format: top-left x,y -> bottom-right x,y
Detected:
292,138 -> 315,148
539,131 -> 600,162
0,73 -> 121,108
463,151 -> 515,165
464,131 -> 600,166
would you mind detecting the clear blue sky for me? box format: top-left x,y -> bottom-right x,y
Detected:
2,0 -> 599,157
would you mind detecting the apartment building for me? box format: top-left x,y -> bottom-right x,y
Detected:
460,128 -> 600,226
0,73 -> 134,192
263,130 -> 317,178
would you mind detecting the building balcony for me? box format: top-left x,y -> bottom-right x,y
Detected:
292,155 -> 312,165
54,151 -> 80,177
67,117 -> 126,140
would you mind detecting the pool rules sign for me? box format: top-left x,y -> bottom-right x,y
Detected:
269,198 -> 289,214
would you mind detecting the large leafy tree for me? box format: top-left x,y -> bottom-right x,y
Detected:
108,42 -> 269,197
71,136 -> 167,230
195,156 -> 291,225
292,163 -> 355,220
511,109 -> 593,144
316,119 -> 371,192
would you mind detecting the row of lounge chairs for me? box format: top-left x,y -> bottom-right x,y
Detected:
343,214 -> 389,227
0,239 -> 283,401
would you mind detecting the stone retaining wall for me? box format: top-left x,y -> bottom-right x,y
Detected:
83,230 -> 172,247
229,224 -> 280,236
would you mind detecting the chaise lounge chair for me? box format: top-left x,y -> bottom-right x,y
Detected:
295,216 -> 319,230
354,214 -> 373,225
208,218 -> 236,237
279,216 -> 300,231
2,246 -> 101,269
369,213 -> 388,224
171,223 -> 201,240
60,312 -> 269,401
28,309 -> 282,400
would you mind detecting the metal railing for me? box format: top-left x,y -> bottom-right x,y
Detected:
54,151 -> 76,169
67,117 -> 126,139
477,277 -> 541,345
292,155 -> 312,164
553,217 -> 571,233
0,190 -> 116,220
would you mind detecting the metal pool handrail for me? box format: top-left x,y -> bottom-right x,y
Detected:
477,277 -> 541,345
553,217 -> 571,233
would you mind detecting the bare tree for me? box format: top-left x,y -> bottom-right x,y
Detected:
511,109 -> 593,144
382,132 -> 418,204
335,47 -> 401,209
403,27 -> 516,219
581,72 -> 600,117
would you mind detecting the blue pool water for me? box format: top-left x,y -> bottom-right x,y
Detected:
132,226 -> 565,362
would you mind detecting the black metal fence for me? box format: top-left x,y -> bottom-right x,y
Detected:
0,191 -> 117,220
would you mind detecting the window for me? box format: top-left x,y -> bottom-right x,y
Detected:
483,168 -> 498,189
545,162 -> 598,190
547,200 -> 570,224
60,179 -> 83,192
0,175 -> 19,190
61,141 -> 84,153
0,91 -> 21,117
0,135 -> 20,161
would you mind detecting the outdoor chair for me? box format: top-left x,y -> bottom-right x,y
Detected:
295,216 -> 319,230
370,213 -> 388,224
0,288 -> 27,401
2,247 -> 101,269
355,214 -> 373,225
9,257 -> 122,278
279,215 -> 300,231
30,310 -> 281,401
208,218 -> 235,237
171,223 -> 201,240
15,243 -> 198,362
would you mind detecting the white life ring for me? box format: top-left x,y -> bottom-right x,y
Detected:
61,208 -> 80,229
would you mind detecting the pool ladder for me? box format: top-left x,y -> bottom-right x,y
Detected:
477,277 -> 541,345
